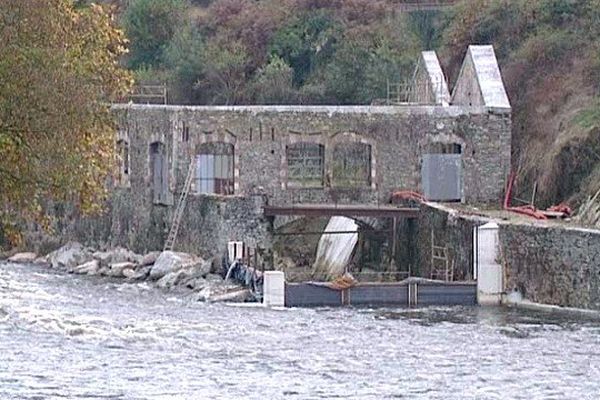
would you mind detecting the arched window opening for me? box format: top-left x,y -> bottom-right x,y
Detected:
196,142 -> 234,195
331,142 -> 371,188
286,142 -> 324,188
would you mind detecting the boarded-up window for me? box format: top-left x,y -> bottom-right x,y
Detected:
196,142 -> 234,195
116,139 -> 129,186
150,141 -> 168,204
332,142 -> 371,188
286,143 -> 324,188
422,142 -> 462,201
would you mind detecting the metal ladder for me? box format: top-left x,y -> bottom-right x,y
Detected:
164,160 -> 195,251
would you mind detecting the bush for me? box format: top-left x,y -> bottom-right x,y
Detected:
123,0 -> 189,69
252,56 -> 298,104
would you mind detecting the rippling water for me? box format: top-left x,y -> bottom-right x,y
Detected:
1,262 -> 599,399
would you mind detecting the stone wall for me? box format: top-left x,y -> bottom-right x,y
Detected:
117,104 -> 511,206
24,104 -> 511,260
499,223 -> 600,310
407,203 -> 482,281
410,203 -> 600,311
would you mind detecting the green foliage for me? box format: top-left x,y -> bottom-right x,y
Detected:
407,10 -> 442,50
268,10 -> 339,86
317,16 -> 420,104
511,27 -> 575,75
573,99 -> 600,129
164,25 -> 205,103
537,0 -> 581,26
198,39 -> 250,104
123,0 -> 188,69
252,56 -> 298,104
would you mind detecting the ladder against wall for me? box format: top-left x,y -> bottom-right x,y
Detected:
164,160 -> 195,252
430,230 -> 454,281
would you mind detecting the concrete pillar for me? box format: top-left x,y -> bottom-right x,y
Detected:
263,271 -> 285,307
474,222 -> 503,305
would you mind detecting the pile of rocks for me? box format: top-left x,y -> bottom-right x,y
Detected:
5,243 -> 252,302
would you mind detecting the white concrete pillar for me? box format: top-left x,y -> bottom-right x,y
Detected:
263,271 -> 285,307
474,222 -> 503,305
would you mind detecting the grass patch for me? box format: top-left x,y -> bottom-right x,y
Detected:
573,99 -> 600,129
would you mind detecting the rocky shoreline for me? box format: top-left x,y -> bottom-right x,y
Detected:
2,243 -> 254,303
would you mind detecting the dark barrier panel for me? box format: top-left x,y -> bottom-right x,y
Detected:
348,284 -> 408,305
285,282 -> 477,307
285,283 -> 341,307
417,284 -> 477,306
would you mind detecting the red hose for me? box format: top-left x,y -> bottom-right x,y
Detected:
503,172 -> 547,220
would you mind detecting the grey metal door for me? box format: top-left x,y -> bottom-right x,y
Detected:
421,153 -> 462,201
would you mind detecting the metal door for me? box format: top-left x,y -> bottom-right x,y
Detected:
421,153 -> 462,201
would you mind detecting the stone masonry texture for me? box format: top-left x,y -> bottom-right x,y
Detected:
25,104 -> 511,260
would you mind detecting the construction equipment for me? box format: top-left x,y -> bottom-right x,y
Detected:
164,160 -> 195,251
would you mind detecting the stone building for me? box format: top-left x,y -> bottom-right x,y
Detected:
99,45 -> 511,257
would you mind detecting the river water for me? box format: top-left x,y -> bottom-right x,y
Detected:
1,262 -> 599,399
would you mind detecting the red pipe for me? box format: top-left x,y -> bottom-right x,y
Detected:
503,172 -> 547,220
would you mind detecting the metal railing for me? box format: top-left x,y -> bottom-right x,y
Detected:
129,82 -> 167,105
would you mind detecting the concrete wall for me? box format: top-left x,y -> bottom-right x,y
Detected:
499,223 -> 600,310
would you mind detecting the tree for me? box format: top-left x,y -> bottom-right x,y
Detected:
198,39 -> 250,104
164,24 -> 205,104
252,55 -> 298,104
0,0 -> 132,245
268,10 -> 339,86
316,18 -> 420,104
123,0 -> 188,69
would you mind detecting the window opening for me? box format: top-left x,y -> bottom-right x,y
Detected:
286,143 -> 324,188
196,142 -> 234,195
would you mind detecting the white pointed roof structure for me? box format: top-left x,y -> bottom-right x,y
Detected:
410,51 -> 451,105
451,45 -> 511,110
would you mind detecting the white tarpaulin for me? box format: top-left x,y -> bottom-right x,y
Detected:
312,217 -> 358,280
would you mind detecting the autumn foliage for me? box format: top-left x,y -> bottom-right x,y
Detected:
0,0 -> 132,244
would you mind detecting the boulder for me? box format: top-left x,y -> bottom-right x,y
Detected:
149,251 -> 206,280
93,247 -> 142,268
8,252 -> 37,263
122,268 -> 136,279
32,256 -> 50,267
156,270 -> 187,289
47,242 -> 94,271
73,260 -> 100,275
108,261 -> 137,277
127,265 -> 151,281
140,251 -> 161,266
182,276 -> 207,290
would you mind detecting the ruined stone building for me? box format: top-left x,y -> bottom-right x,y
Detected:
94,45 -> 512,258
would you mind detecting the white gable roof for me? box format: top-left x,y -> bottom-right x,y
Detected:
452,45 -> 511,110
421,51 -> 451,105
